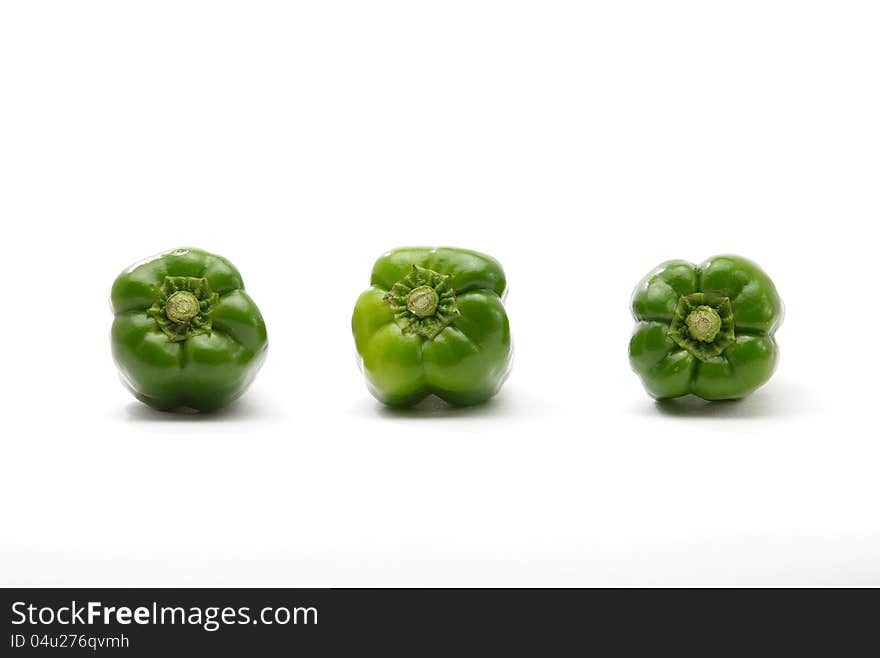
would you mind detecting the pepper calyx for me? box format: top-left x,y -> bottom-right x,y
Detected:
384,265 -> 458,340
668,293 -> 735,361
147,276 -> 219,342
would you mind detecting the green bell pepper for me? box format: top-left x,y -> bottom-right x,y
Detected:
629,254 -> 783,400
111,248 -> 268,411
352,247 -> 512,406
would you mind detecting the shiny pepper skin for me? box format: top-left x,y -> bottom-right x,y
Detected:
629,255 -> 783,400
111,248 -> 268,412
352,247 -> 512,406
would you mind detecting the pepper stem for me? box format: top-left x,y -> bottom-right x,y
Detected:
165,291 -> 201,324
406,286 -> 439,318
686,305 -> 722,343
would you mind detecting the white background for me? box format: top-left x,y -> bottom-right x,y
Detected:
1,1 -> 878,586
